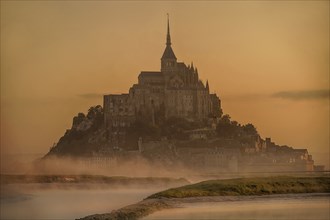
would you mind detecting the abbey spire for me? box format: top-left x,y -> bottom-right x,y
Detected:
161,14 -> 177,71
166,14 -> 171,46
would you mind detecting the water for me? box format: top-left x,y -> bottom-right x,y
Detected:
1,184 -> 161,220
144,194 -> 330,220
2,184 -> 329,220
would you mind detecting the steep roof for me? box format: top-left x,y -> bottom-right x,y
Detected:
161,14 -> 177,60
161,46 -> 177,60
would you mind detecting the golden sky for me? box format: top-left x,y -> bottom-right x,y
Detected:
1,1 -> 329,167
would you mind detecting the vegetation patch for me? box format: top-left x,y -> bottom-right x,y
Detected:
147,176 -> 330,199
78,199 -> 173,220
79,176 -> 330,220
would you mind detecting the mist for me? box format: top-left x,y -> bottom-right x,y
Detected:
0,156 -> 193,219
1,184 -> 163,220
1,154 -> 196,179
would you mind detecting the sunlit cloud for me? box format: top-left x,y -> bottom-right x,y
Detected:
272,89 -> 329,100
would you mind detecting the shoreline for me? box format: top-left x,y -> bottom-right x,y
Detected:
78,193 -> 330,220
78,176 -> 330,220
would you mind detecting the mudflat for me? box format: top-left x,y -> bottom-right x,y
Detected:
79,176 -> 330,220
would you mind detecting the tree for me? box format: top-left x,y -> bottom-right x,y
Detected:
127,118 -> 160,139
216,114 -> 237,138
242,123 -> 258,136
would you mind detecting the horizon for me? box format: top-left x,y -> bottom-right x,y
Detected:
1,1 -> 329,169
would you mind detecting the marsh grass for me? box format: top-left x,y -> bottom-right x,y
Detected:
80,176 -> 330,220
147,176 -> 330,199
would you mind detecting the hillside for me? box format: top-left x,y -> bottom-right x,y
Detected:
45,105 -> 260,158
43,105 -> 321,173
45,105 -> 107,157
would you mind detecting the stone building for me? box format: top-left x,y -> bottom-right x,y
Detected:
104,18 -> 222,131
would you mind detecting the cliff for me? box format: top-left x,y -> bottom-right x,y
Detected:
45,105 -> 107,157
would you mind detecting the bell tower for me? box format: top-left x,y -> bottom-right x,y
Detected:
161,14 -> 177,72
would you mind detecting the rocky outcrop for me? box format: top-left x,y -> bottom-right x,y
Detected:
45,105 -> 107,157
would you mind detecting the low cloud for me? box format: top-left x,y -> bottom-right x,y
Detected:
272,89 -> 329,100
78,93 -> 103,99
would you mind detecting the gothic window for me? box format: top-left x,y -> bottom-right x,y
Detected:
170,76 -> 184,88
166,61 -> 176,67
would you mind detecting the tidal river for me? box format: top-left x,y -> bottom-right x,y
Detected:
1,184 -> 329,220
1,184 -> 161,220
144,193 -> 330,220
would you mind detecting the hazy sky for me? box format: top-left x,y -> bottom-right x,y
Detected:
1,1 -> 329,167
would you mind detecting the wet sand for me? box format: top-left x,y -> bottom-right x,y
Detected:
80,193 -> 330,220
144,193 -> 330,220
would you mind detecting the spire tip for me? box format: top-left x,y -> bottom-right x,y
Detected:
166,14 -> 171,46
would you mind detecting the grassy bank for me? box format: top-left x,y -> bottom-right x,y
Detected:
148,176 -> 330,199
79,176 -> 330,220
79,199 -> 173,220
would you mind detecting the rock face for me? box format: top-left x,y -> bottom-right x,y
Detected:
45,105 -> 107,157
44,104 -> 206,158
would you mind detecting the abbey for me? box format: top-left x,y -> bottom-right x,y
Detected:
46,18 -> 321,173
103,18 -> 222,130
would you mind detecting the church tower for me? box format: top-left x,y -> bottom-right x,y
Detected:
161,15 -> 177,72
